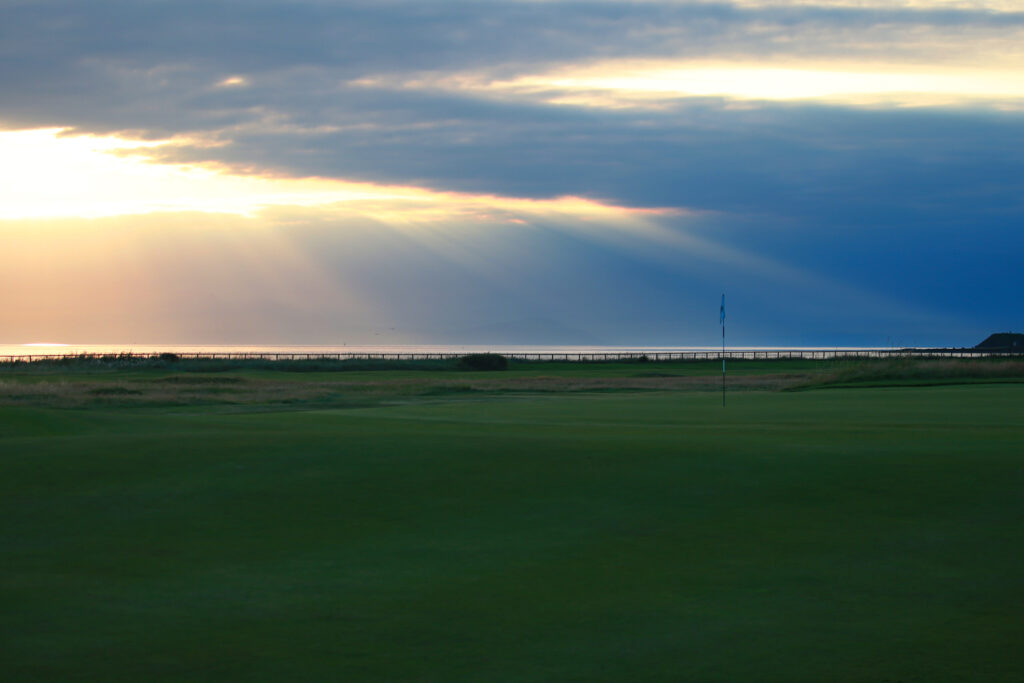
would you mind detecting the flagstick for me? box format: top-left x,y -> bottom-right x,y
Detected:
720,293 -> 726,408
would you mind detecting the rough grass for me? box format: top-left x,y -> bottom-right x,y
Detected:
0,354 -> 851,376
0,353 -> 465,373
3,357 -> 1021,409
791,358 -> 1024,389
0,372 -> 806,409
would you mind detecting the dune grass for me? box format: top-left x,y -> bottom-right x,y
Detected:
2,356 -> 1020,409
791,357 -> 1024,389
0,357 -> 808,409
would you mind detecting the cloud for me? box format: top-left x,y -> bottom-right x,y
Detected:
2,0 -> 1022,345
133,97 -> 1024,231
3,1 -> 1022,133
4,1 -> 1021,214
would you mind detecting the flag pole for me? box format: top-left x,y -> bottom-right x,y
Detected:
720,294 -> 726,407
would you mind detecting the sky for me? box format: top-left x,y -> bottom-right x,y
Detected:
2,0 -> 1022,347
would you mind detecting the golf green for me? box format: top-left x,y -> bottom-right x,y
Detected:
3,384 -> 1023,681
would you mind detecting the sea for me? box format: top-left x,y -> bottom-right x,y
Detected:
0,343 -> 885,358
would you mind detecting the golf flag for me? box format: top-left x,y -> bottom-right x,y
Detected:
720,293 -> 726,406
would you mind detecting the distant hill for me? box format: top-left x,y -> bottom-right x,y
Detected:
975,332 -> 1024,351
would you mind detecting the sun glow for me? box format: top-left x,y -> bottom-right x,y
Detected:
366,59 -> 1024,110
505,61 -> 1024,105
0,128 -> 670,223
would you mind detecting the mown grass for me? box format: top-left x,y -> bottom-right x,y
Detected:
3,358 -> 1023,680
2,384 -> 1023,681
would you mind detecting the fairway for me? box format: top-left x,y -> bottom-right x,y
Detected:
3,382 -> 1024,681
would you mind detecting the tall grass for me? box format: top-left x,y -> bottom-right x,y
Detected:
791,358 -> 1024,389
0,354 -> 484,373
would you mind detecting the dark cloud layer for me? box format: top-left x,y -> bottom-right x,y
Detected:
4,0 -> 1021,133
5,0 -> 1019,215
7,0 -> 1021,81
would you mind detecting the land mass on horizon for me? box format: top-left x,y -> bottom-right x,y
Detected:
976,332 -> 1024,351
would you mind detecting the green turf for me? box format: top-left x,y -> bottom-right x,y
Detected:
2,383 -> 1023,681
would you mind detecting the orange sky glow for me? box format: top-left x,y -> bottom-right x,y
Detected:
0,128 -> 677,224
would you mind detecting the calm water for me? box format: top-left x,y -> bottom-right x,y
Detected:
0,343 -> 887,357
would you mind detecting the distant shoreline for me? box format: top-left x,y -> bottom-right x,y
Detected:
3,347 -> 1021,363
